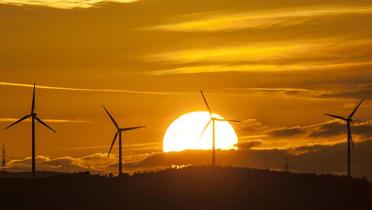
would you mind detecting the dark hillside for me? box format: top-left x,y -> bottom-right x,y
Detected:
0,166 -> 371,210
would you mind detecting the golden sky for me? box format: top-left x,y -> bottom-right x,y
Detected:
0,0 -> 371,175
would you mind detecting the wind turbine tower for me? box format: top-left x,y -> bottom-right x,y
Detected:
103,106 -> 145,176
199,90 -> 240,167
325,99 -> 364,177
5,83 -> 56,178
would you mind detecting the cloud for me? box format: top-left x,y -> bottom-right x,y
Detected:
144,38 -> 372,75
319,89 -> 372,100
6,151 -> 163,175
267,127 -> 305,138
146,61 -> 372,75
225,87 -> 326,98
7,153 -> 118,174
0,118 -> 90,124
236,141 -> 262,149
51,142 -> 162,154
0,0 -> 136,9
236,118 -> 372,150
6,140 -> 372,180
308,120 -> 372,139
145,39 -> 326,64
148,5 -> 372,32
237,118 -> 271,134
224,86 -> 372,100
0,82 -> 191,96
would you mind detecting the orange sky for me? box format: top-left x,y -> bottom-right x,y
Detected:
0,0 -> 371,175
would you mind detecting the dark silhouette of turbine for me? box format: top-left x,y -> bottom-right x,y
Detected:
103,106 -> 145,176
199,90 -> 240,167
5,83 -> 56,178
325,98 -> 364,177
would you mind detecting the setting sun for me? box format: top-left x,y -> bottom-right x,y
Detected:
163,111 -> 238,152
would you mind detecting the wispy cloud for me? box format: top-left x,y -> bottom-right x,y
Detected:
148,5 -> 372,32
52,142 -> 162,151
0,82 -> 190,96
146,61 -> 372,75
7,153 -> 117,173
0,0 -> 136,9
145,40 -> 318,64
225,86 -> 372,100
145,38 -> 372,66
0,118 -> 90,123
6,152 -> 158,174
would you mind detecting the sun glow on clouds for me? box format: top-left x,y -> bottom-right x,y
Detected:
149,5 -> 372,32
0,0 -> 136,9
146,39 -> 372,65
7,154 -> 118,173
0,82 -> 189,95
148,61 -> 372,75
238,119 -> 372,151
146,41 -> 313,64
145,38 -> 372,74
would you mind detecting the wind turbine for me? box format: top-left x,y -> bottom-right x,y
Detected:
199,90 -> 240,167
5,83 -> 56,178
324,98 -> 364,177
103,106 -> 145,176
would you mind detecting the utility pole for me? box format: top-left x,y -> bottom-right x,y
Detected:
284,153 -> 289,172
2,143 -> 6,173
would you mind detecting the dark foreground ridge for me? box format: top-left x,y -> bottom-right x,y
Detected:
0,166 -> 371,210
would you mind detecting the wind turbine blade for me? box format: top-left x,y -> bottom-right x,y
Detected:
197,120 -> 211,141
31,83 -> 36,113
200,90 -> 212,115
215,119 -> 241,123
5,115 -> 31,129
108,131 -> 119,157
35,116 -> 56,133
350,135 -> 355,150
103,106 -> 119,129
120,126 -> 146,132
226,119 -> 241,123
348,98 -> 364,119
324,114 -> 346,121
348,124 -> 355,150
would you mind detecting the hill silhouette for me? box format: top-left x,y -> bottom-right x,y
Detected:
125,140 -> 372,180
0,166 -> 371,210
